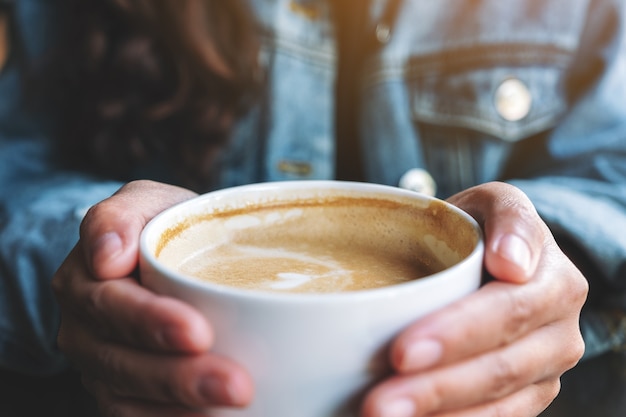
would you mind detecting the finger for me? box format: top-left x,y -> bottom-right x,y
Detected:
93,348 -> 253,409
389,274 -> 563,372
83,376 -> 226,417
447,182 -> 547,284
67,322 -> 253,409
416,379 -> 560,417
79,278 -> 212,352
362,323 -> 580,416
55,251 -> 212,353
80,180 -> 197,279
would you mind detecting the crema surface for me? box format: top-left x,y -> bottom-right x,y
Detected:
156,196 -> 472,294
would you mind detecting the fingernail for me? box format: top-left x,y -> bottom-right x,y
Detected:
380,398 -> 416,417
200,374 -> 246,405
495,234 -> 531,272
92,232 -> 123,264
401,339 -> 442,371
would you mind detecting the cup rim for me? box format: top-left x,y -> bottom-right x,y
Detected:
139,180 -> 484,304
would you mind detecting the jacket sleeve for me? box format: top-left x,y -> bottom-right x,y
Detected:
509,0 -> 626,360
0,136 -> 122,376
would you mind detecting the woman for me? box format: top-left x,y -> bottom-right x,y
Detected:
2,0 -> 625,416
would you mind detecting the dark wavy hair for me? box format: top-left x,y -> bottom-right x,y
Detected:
41,0 -> 261,191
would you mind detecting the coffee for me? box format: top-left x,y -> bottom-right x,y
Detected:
155,193 -> 474,294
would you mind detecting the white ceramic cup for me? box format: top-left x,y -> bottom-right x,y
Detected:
139,181 -> 484,417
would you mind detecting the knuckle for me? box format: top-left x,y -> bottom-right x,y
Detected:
502,289 -> 535,341
491,182 -> 535,214
80,202 -> 107,231
488,378 -> 561,417
55,317 -> 83,359
491,401 -> 513,417
115,180 -> 162,203
486,352 -> 524,398
408,376 -> 445,414
96,345 -> 125,385
88,279 -> 117,319
546,378 -> 562,403
87,282 -> 107,318
125,179 -> 157,191
536,378 -> 562,413
166,364 -> 205,407
552,248 -> 589,308
86,381 -> 114,417
564,330 -> 586,370
571,272 -> 589,307
87,376 -> 128,417
99,400 -> 125,417
79,196 -> 131,237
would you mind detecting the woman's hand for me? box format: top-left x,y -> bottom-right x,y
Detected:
52,180 -> 254,417
361,181 -> 588,417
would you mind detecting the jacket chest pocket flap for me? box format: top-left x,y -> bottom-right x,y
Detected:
408,45 -> 573,143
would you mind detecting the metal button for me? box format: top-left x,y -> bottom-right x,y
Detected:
494,78 -> 532,122
375,23 -> 392,44
278,160 -> 313,177
289,0 -> 320,20
398,168 -> 437,196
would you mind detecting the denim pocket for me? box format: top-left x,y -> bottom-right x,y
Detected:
407,44 -> 574,196
409,44 -> 572,142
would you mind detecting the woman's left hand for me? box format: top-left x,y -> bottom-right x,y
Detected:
361,181 -> 588,417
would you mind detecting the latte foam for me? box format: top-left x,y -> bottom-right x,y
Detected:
156,193 -> 474,294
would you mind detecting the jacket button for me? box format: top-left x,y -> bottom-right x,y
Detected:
494,78 -> 532,122
375,23 -> 392,43
398,168 -> 437,196
289,0 -> 320,20
277,160 -> 313,176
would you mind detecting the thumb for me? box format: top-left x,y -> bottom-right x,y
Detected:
80,180 -> 197,280
448,182 -> 547,284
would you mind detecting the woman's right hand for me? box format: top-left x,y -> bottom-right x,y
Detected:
52,180 -> 254,417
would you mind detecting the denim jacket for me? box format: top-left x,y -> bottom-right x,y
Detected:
1,0 -> 626,375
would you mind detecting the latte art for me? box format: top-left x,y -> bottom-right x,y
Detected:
180,244 -> 350,292
155,193 -> 469,294
177,242 -> 420,293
